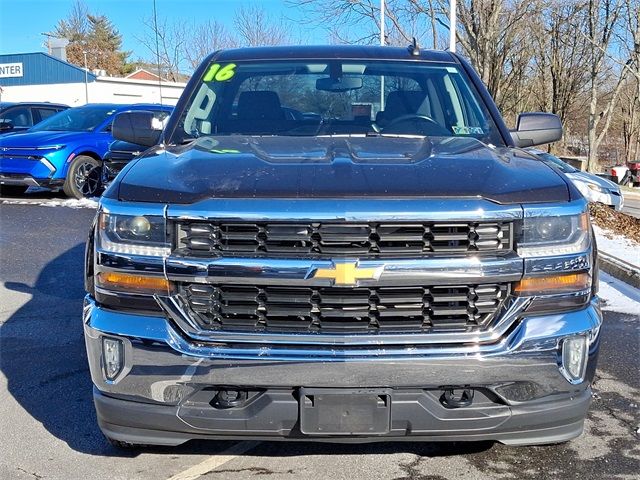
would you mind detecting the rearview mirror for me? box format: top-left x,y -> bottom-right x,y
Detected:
316,77 -> 363,92
112,111 -> 163,147
0,120 -> 14,132
510,113 -> 562,148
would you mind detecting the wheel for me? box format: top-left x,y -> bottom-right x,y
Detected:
63,155 -> 102,199
0,184 -> 28,196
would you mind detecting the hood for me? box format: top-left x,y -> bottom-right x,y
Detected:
0,130 -> 90,149
114,136 -> 570,204
567,171 -> 619,190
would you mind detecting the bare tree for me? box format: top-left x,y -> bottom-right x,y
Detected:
137,16 -> 188,81
532,2 -> 591,129
583,0 -> 628,171
618,0 -> 640,162
184,20 -> 238,70
234,4 -> 290,47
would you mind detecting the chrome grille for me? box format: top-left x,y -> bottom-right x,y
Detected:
176,222 -> 512,256
179,283 -> 509,334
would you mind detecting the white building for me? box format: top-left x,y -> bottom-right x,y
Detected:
0,52 -> 185,106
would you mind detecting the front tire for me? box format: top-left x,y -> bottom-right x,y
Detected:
63,155 -> 102,199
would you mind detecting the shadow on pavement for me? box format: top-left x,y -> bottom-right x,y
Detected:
0,244 -> 124,456
0,243 -> 496,459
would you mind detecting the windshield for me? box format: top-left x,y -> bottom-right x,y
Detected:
537,152 -> 577,173
174,60 -> 504,145
30,105 -> 117,132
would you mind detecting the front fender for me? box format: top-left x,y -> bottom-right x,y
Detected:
57,143 -> 110,178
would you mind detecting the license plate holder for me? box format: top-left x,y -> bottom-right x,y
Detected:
299,388 -> 391,435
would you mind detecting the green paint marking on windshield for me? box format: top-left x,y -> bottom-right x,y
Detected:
203,63 -> 237,82
211,149 -> 241,154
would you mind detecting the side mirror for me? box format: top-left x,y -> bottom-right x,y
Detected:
510,112 -> 562,148
0,120 -> 14,132
112,111 -> 163,147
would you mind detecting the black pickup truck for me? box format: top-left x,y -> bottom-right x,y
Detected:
83,45 -> 601,448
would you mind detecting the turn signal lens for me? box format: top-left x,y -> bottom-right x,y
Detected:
96,272 -> 169,294
514,272 -> 590,296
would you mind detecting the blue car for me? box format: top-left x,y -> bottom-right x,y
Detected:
0,103 -> 172,198
0,102 -> 69,136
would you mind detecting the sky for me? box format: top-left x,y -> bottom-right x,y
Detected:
0,0 -> 329,61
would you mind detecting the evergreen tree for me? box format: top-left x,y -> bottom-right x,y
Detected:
54,1 -> 132,76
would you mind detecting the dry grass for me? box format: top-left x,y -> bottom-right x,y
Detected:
589,203 -> 640,241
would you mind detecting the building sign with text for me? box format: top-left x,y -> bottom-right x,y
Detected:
0,63 -> 23,78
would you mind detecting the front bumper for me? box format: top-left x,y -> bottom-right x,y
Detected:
84,296 -> 602,445
0,153 -> 61,184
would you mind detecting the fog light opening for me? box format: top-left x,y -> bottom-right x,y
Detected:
560,335 -> 588,384
102,336 -> 124,381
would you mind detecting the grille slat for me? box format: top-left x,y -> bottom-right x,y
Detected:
181,283 -> 509,334
178,221 -> 512,256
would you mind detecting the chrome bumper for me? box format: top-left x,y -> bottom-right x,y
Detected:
84,296 -> 602,406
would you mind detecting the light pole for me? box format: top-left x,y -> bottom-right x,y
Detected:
83,51 -> 89,104
449,0 -> 457,52
380,0 -> 385,111
41,32 -> 54,55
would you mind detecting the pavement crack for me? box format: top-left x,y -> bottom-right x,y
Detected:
394,455 -> 447,480
597,401 -> 640,435
207,466 -> 294,476
16,467 -> 44,480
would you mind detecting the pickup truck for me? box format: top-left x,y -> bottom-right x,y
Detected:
83,45 -> 601,448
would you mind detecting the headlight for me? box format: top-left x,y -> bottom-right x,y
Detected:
586,183 -> 607,194
35,144 -> 66,150
573,179 -> 606,198
98,213 -> 170,256
518,212 -> 590,257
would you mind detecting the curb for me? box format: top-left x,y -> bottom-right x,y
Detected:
599,251 -> 640,289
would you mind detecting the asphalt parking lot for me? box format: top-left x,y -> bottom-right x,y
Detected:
0,199 -> 639,480
623,196 -> 640,219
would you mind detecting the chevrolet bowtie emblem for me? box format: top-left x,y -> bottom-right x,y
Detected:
312,261 -> 383,286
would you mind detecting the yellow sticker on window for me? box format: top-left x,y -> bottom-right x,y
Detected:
203,63 -> 237,82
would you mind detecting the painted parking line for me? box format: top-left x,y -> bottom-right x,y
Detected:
166,441 -> 261,480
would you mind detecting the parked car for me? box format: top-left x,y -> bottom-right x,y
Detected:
628,161 -> 640,186
528,149 -> 624,210
101,108 -> 172,186
610,164 -> 631,185
0,103 -> 172,198
0,102 -> 68,135
84,45 -> 602,449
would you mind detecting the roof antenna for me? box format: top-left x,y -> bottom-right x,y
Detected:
408,37 -> 420,56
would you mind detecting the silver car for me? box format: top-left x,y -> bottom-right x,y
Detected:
529,150 -> 624,211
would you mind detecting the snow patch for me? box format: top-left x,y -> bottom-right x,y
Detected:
40,197 -> 99,209
599,272 -> 640,315
1,197 -> 99,209
593,225 -> 640,269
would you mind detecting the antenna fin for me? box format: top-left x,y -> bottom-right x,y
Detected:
408,37 -> 420,56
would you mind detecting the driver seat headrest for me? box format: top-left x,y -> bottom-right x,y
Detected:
237,91 -> 285,120
377,91 -> 429,124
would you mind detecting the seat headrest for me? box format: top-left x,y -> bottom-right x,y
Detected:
383,91 -> 427,120
237,91 -> 284,120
